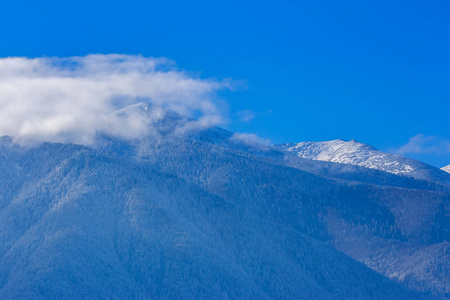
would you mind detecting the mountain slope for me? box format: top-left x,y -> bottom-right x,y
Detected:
0,139 -> 422,299
127,126 -> 449,298
275,139 -> 450,184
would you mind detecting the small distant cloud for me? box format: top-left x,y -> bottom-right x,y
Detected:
231,132 -> 271,145
396,134 -> 450,155
232,109 -> 273,123
234,110 -> 256,122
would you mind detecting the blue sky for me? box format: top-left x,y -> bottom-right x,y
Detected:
1,0 -> 449,167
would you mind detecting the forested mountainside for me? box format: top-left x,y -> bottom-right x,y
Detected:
0,138 -> 424,299
0,109 -> 448,299
134,133 -> 448,298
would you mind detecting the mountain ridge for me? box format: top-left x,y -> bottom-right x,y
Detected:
274,139 -> 450,184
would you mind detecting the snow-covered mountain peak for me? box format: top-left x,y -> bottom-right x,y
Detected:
275,139 -> 450,183
442,164 -> 450,173
280,139 -> 376,160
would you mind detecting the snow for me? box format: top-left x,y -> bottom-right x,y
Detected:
442,164 -> 450,173
275,139 -> 450,184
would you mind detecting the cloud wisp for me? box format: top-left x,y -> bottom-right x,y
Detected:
0,54 -> 233,145
231,132 -> 271,146
396,134 -> 450,155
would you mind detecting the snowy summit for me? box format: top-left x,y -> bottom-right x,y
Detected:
275,139 -> 450,183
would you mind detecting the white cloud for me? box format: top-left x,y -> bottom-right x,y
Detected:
234,110 -> 256,122
231,132 -> 271,145
0,54 -> 233,145
397,134 -> 450,155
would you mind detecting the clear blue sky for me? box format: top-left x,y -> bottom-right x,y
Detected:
1,0 -> 449,167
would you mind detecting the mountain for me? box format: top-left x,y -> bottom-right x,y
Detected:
275,139 -> 450,184
110,111 -> 449,298
442,165 -> 450,173
135,131 -> 449,299
0,107 -> 448,299
0,137 -> 422,299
